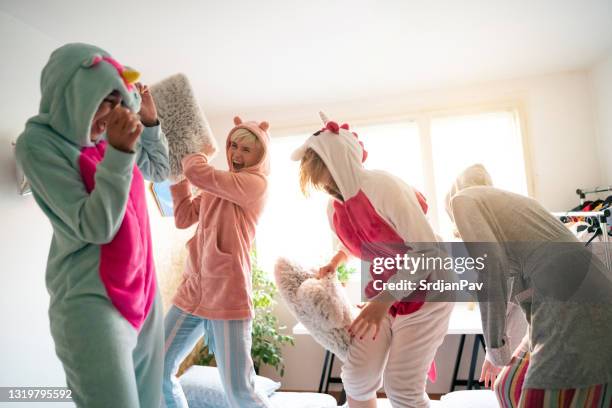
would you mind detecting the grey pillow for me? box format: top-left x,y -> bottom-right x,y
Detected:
274,258 -> 353,362
150,73 -> 217,178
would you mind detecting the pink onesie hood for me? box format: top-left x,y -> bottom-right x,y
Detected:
227,116 -> 271,175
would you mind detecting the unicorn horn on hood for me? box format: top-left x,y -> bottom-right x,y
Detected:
319,111 -> 330,125
121,69 -> 140,86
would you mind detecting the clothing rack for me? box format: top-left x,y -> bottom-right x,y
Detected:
551,209 -> 611,271
576,186 -> 612,205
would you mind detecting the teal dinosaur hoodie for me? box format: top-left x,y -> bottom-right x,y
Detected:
15,43 -> 169,330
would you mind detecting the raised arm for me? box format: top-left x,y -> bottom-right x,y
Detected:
135,123 -> 170,182
182,153 -> 266,207
169,178 -> 202,229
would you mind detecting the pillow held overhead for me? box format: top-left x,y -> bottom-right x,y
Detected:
150,73 -> 217,178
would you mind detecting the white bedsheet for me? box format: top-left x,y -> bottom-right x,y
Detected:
373,398 -> 444,407
270,391 -> 337,407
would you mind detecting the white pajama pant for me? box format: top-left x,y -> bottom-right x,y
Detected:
341,301 -> 453,408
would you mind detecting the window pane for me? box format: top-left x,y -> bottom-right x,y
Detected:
431,111 -> 528,239
356,122 -> 424,192
257,135 -> 334,275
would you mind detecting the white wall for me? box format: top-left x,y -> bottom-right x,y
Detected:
206,70 -> 603,393
590,51 -> 612,184
0,11 -> 76,408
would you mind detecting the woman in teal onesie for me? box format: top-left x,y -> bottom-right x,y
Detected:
15,43 -> 169,407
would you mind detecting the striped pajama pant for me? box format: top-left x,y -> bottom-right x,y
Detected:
162,305 -> 272,408
495,351 -> 612,408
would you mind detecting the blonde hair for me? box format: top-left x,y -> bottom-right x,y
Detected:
299,148 -> 337,196
230,128 -> 261,146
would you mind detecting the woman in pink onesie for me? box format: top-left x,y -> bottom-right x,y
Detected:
163,117 -> 272,408
292,113 -> 453,408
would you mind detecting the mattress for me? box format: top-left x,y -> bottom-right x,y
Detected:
270,391 -> 337,407
374,398 -> 443,407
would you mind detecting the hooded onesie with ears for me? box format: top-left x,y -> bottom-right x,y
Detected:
15,43 -> 169,408
290,113 -> 453,407
446,164 -> 612,392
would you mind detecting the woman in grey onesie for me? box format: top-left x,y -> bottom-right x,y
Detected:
446,164 -> 612,407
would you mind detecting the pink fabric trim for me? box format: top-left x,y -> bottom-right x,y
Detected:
332,190 -> 427,314
331,189 -> 436,382
79,141 -> 156,330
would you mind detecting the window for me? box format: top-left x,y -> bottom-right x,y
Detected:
256,108 -> 529,274
256,134 -> 333,275
356,121 -> 424,193
430,110 -> 528,238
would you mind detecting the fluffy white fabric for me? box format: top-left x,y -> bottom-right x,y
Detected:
274,258 -> 354,361
150,73 -> 218,178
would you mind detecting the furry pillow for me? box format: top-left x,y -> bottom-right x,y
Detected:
274,258 -> 354,361
150,73 -> 218,178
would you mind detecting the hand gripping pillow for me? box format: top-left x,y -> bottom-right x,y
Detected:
274,258 -> 354,361
150,73 -> 218,178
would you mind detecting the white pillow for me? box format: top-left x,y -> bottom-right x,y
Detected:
180,365 -> 280,408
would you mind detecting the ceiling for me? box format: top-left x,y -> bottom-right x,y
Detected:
1,0 -> 611,117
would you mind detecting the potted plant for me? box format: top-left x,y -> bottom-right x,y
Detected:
194,250 -> 294,376
336,262 -> 357,286
250,250 -> 295,375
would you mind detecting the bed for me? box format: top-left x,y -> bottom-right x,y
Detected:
180,366 -> 495,407
180,365 -> 338,407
